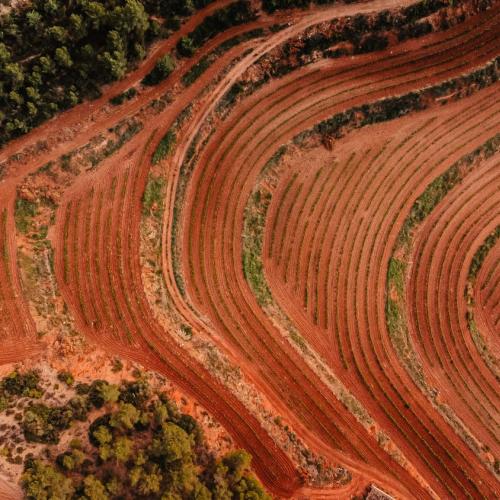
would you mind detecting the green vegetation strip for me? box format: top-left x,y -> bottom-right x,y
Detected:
181,29 -> 265,87
464,225 -> 500,376
387,134 -> 500,381
0,369 -> 270,499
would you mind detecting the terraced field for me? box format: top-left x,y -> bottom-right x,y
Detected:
0,0 -> 499,497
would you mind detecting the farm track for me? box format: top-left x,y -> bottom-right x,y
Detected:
0,0 -> 498,496
180,10 -> 500,498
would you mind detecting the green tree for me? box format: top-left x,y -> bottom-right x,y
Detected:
114,436 -> 133,462
26,11 -> 43,29
150,422 -> 193,465
110,402 -> 140,431
0,43 -> 11,64
69,13 -> 87,40
21,460 -> 75,500
55,47 -> 73,68
137,464 -> 163,495
3,62 -> 24,86
93,425 -> 112,445
47,26 -> 68,44
99,50 -> 127,80
110,0 -> 149,38
83,475 -> 109,500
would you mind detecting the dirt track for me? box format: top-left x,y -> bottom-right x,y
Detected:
0,0 -> 499,496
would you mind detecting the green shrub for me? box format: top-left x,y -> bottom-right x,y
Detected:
142,54 -> 175,85
1,370 -> 43,398
57,371 -> 74,387
109,87 -> 137,105
14,199 -> 37,234
88,380 -> 120,408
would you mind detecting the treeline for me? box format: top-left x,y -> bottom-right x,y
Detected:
0,369 -> 271,499
0,0 -> 214,147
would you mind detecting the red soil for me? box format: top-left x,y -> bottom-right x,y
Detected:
178,10 -> 499,495
475,242 -> 500,355
0,0 -> 498,497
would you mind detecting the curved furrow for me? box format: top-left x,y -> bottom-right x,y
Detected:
52,138 -> 305,497
180,14 -> 500,496
476,244 -> 500,344
284,89 -> 500,490
408,159 -> 500,450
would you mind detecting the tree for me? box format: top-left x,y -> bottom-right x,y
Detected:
55,47 -> 73,68
110,0 -> 149,38
137,465 -> 162,495
47,26 -> 69,44
69,13 -> 87,40
110,402 -> 140,431
114,436 -> 133,462
0,43 -> 11,64
26,11 -> 43,29
92,425 -> 112,445
3,62 -> 24,86
21,460 -> 75,500
177,36 -> 196,57
83,475 -> 109,500
149,422 -> 193,465
99,50 -> 127,81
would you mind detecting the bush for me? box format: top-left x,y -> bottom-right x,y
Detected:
22,459 -> 75,499
109,87 -> 137,105
57,371 -> 74,387
142,54 -> 175,85
88,380 -> 120,409
22,404 -> 74,444
119,380 -> 151,408
1,370 -> 42,398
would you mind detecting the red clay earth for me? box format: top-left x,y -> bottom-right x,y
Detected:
179,11 -> 499,497
474,241 -> 500,354
0,0 -> 499,497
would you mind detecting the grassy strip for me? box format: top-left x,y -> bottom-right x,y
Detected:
467,226 -> 500,281
464,225 -> 500,376
142,176 -> 166,217
14,199 -> 37,235
399,134 -> 500,248
152,130 -> 176,165
387,134 -> 500,377
241,158 -> 283,305
241,146 -> 286,306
